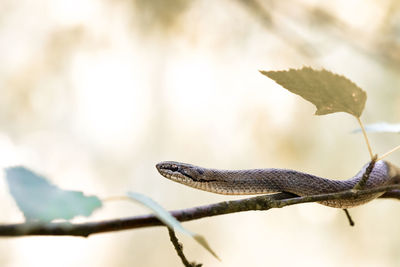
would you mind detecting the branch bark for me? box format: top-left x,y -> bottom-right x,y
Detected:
168,227 -> 202,267
1,186 -> 400,238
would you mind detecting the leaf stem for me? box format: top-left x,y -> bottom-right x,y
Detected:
377,144 -> 400,161
357,117 -> 374,159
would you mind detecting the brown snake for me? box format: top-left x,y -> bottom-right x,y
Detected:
156,160 -> 400,208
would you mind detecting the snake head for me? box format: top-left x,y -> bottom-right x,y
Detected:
156,161 -> 215,183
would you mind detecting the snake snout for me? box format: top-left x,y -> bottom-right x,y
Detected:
156,161 -> 196,180
156,161 -> 215,183
156,161 -> 180,177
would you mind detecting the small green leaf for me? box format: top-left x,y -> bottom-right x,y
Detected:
353,122 -> 400,134
126,192 -> 220,260
5,167 -> 102,222
260,67 -> 367,117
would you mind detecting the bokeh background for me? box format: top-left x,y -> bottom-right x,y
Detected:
1,0 -> 400,266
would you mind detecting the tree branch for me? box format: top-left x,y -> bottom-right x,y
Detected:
353,155 -> 377,190
167,227 -> 202,267
1,186 -> 400,237
342,209 -> 354,226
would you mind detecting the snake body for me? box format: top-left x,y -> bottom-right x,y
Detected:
156,160 -> 400,208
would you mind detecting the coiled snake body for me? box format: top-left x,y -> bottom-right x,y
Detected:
156,160 -> 400,208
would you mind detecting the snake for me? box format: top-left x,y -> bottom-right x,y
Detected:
156,160 -> 400,208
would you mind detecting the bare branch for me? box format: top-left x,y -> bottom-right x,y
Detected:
167,227 -> 202,267
342,157 -> 378,226
343,209 -> 354,226
353,155 -> 377,190
1,187 -> 400,238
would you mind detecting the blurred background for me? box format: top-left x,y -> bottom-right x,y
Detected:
1,0 -> 400,266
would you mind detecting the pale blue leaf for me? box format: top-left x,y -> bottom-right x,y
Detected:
5,166 -> 102,222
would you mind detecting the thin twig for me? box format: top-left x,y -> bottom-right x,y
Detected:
353,155 -> 377,190
378,144 -> 400,161
1,186 -> 400,237
343,209 -> 354,226
357,117 -> 374,159
168,228 -> 202,267
341,157 -> 377,226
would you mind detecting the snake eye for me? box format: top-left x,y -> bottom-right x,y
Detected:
170,164 -> 179,171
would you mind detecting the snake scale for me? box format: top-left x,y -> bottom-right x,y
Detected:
156,160 -> 400,208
